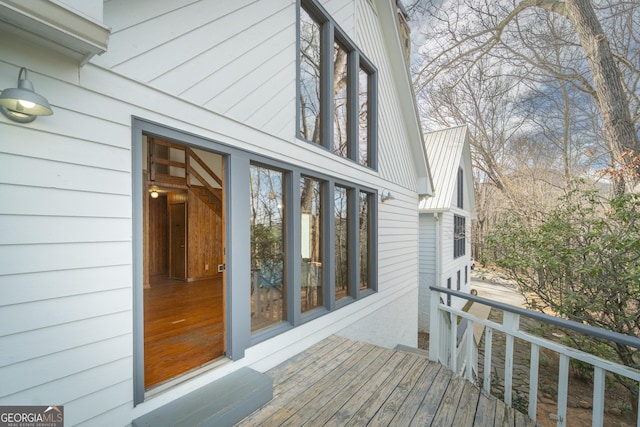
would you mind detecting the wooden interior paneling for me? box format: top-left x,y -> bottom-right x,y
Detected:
147,195 -> 168,277
188,189 -> 223,280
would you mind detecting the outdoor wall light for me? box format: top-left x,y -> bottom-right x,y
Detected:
150,190 -> 159,199
380,189 -> 395,203
0,67 -> 53,123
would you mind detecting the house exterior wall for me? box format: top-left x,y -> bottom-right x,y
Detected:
0,0 -> 425,425
418,126 -> 475,330
440,208 -> 472,310
418,213 -> 436,332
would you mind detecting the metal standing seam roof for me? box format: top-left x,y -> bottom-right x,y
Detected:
419,125 -> 469,211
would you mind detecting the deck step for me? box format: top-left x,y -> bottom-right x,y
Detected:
394,344 -> 429,358
133,368 -> 273,427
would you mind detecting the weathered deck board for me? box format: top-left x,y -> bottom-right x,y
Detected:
235,335 -> 535,427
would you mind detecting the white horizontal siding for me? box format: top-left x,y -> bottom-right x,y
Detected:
0,37 -> 134,422
66,380 -> 132,426
0,311 -> 131,366
323,0 -> 355,34
0,288 -> 131,337
0,242 -> 131,276
1,216 -> 131,245
0,266 -> 130,306
96,0 -> 296,140
356,0 -> 418,191
0,153 -> 130,194
0,334 -> 131,397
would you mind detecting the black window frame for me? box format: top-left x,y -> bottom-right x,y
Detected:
454,214 -> 466,259
297,0 -> 378,170
457,167 -> 464,209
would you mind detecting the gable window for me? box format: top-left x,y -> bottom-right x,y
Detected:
454,215 -> 466,259
299,6 -> 321,145
457,167 -> 464,209
298,0 -> 377,169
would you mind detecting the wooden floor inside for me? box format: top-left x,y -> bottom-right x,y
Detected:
236,335 -> 535,427
144,276 -> 225,389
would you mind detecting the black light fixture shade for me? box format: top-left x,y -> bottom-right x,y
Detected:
0,67 -> 53,123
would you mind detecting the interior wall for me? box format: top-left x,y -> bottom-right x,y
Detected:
187,189 -> 223,280
147,195 -> 168,278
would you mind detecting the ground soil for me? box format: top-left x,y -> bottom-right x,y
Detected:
418,269 -> 637,426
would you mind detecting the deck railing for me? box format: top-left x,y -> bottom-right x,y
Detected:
429,286 -> 640,427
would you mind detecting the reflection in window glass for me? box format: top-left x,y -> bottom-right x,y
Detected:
299,7 -> 321,144
358,66 -> 369,166
250,165 -> 286,333
333,41 -> 349,158
335,185 -> 349,300
300,176 -> 323,313
359,191 -> 370,291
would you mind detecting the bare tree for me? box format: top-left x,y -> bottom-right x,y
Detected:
409,0 -> 640,189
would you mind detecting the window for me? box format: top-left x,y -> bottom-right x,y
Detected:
454,215 -> 466,259
334,185 -> 350,301
299,6 -> 321,145
358,66 -> 370,167
300,176 -> 323,313
456,270 -> 461,291
250,164 -> 286,333
298,0 -> 377,168
457,167 -> 464,209
333,40 -> 349,158
359,191 -> 371,291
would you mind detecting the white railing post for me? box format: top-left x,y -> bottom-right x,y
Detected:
483,327 -> 493,393
592,367 -> 604,427
528,343 -> 539,422
557,354 -> 569,427
450,313 -> 457,372
503,312 -> 519,406
465,319 -> 475,381
429,288 -> 440,362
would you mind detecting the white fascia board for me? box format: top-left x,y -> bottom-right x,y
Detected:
0,0 -> 110,65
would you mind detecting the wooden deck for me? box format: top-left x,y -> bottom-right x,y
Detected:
235,335 -> 535,427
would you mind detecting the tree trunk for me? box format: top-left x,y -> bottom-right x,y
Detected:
565,0 -> 640,165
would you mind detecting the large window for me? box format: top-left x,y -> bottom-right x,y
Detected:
300,176 -> 323,313
249,164 -> 376,337
250,164 -> 286,333
298,0 -> 377,169
454,215 -> 466,259
299,6 -> 321,145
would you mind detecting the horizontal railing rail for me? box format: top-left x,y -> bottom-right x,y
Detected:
428,285 -> 640,427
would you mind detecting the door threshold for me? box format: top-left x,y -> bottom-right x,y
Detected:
145,356 -> 231,399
